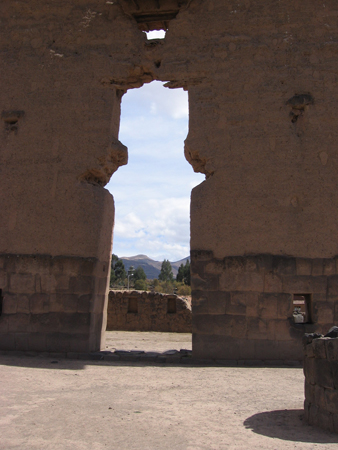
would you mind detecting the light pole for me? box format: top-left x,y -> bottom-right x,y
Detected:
127,267 -> 134,290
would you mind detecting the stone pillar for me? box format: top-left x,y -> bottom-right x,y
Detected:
0,29 -> 126,352
303,331 -> 338,433
187,59 -> 338,359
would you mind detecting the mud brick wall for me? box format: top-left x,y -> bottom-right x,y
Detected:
107,290 -> 192,333
192,252 -> 338,361
2,0 -> 338,357
0,254 -> 109,353
303,336 -> 338,433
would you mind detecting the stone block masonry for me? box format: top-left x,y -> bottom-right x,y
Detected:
192,252 -> 338,361
0,254 -> 109,353
303,331 -> 338,433
107,290 -> 192,333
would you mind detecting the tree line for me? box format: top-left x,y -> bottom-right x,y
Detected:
110,255 -> 191,295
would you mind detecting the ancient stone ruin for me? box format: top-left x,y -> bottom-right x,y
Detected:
303,327 -> 338,433
107,290 -> 192,333
1,0 -> 338,359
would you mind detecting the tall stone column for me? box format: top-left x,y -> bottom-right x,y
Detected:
0,51 -> 126,352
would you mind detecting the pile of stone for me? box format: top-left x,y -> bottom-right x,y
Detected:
303,326 -> 338,433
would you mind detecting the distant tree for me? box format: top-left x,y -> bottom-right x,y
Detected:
110,254 -> 119,284
177,284 -> 191,296
176,264 -> 184,283
111,254 -> 119,266
184,260 -> 191,286
176,259 -> 190,286
110,257 -> 126,285
158,259 -> 174,282
133,266 -> 147,282
110,255 -> 118,285
153,280 -> 173,294
134,279 -> 147,291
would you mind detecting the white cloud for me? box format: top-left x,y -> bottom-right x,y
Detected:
121,81 -> 188,121
112,197 -> 192,259
119,117 -> 187,150
150,102 -> 157,115
107,82 -> 204,261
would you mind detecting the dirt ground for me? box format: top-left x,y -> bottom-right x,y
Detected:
104,330 -> 192,353
1,331 -> 337,450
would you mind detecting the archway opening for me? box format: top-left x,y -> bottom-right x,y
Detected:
105,81 -> 204,356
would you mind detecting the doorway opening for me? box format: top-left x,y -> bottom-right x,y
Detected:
106,81 -> 204,356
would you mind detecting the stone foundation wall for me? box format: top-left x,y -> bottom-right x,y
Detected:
303,334 -> 338,433
107,290 -> 192,333
192,252 -> 338,361
0,254 -> 109,353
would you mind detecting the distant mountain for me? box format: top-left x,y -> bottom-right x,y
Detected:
120,254 -> 190,279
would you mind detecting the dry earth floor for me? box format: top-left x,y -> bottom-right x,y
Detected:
1,331 -> 337,450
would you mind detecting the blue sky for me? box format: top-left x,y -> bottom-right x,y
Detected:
106,80 -> 204,262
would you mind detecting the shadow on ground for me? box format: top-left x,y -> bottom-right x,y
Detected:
0,352 -> 303,371
244,409 -> 338,443
1,352 -> 233,371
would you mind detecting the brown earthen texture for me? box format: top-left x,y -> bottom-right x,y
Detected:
0,255 -> 109,352
1,0 -> 338,356
107,290 -> 192,333
303,335 -> 338,433
192,252 -> 338,361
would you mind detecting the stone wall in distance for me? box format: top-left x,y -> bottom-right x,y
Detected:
107,290 -> 192,333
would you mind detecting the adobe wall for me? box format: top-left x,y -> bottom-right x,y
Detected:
0,255 -> 108,352
1,0 -> 338,357
303,332 -> 338,433
107,290 -> 192,333
0,0 -> 125,352
192,253 -> 338,360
